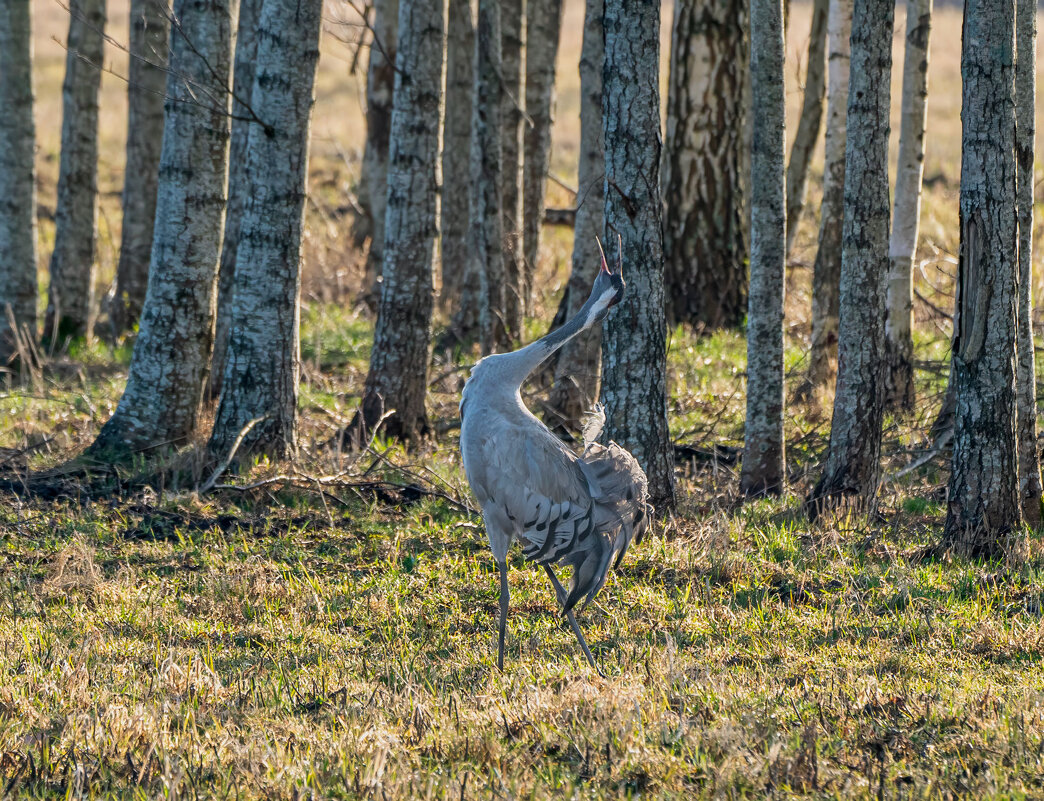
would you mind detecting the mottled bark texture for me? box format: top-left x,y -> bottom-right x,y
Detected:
805,0 -> 893,518
784,0 -> 827,258
500,0 -> 525,340
439,0 -> 474,307
804,0 -> 851,393
661,0 -> 749,331
944,0 -> 1021,553
0,0 -> 38,367
601,0 -> 675,510
546,0 -> 603,432
360,0 -> 400,309
521,0 -> 562,307
208,0 -> 323,462
353,0 -> 445,442
1016,0 -> 1041,527
110,0 -> 170,337
91,0 -> 233,457
883,0 -> 931,410
741,0 -> 786,497
210,0 -> 261,398
45,0 -> 106,346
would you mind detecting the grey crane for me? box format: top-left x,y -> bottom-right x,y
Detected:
459,245 -> 651,673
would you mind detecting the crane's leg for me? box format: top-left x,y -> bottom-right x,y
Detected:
497,560 -> 510,671
543,564 -> 603,677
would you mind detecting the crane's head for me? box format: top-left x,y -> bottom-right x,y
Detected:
592,236 -> 625,315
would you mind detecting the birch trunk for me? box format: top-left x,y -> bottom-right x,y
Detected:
439,0 -> 474,307
784,0 -> 827,258
110,0 -> 170,337
805,0 -> 894,518
208,0 -> 322,462
944,0 -> 1021,553
0,0 -> 38,367
45,0 -> 106,345
500,0 -> 525,340
601,0 -> 675,510
1016,0 -> 1041,527
741,0 -> 786,497
210,0 -> 262,399
546,0 -> 603,432
804,0 -> 851,393
353,0 -> 446,442
360,0 -> 400,309
883,0 -> 931,410
91,0 -> 233,457
661,0 -> 749,331
521,0 -> 562,307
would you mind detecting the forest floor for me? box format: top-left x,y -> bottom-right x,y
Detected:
2,0 -> 1044,798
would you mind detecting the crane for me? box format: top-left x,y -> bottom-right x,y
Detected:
459,243 -> 652,674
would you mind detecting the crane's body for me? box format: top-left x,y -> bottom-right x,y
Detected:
460,250 -> 651,673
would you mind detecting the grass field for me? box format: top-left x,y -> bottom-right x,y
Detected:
3,0 -> 1044,797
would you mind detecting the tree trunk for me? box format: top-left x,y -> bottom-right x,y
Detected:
661,0 -> 749,331
0,0 -> 38,367
943,0 -> 1020,554
804,0 -> 851,394
521,0 -> 562,312
110,0 -> 170,337
805,0 -> 894,518
351,0 -> 445,443
883,0 -> 931,410
500,0 -> 525,340
1016,0 -> 1041,527
210,0 -> 262,399
784,0 -> 827,258
439,0 -> 474,308
90,0 -> 233,458
45,0 -> 106,346
546,0 -> 603,433
601,0 -> 675,510
741,0 -> 786,497
359,0 -> 400,310
207,0 -> 323,463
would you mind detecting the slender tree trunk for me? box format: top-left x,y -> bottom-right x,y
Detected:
0,0 -> 38,367
883,0 -> 931,410
210,0 -> 262,399
943,0 -> 1021,554
804,0 -> 851,394
546,0 -> 603,433
359,0 -> 400,310
45,0 -> 106,346
741,0 -> 786,497
91,0 -> 233,457
110,0 -> 170,337
350,0 -> 446,443
805,0 -> 894,518
661,0 -> 749,331
521,0 -> 562,312
207,0 -> 322,462
439,0 -> 474,308
500,0 -> 525,340
1016,0 -> 1041,527
784,0 -> 827,258
601,0 -> 675,510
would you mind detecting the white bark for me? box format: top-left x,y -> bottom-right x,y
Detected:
500,0 -> 525,340
92,0 -> 234,456
0,0 -> 38,366
883,0 -> 931,410
110,0 -> 170,337
208,0 -> 323,461
601,0 -> 675,510
46,0 -> 106,344
805,0 -> 851,392
741,0 -> 786,497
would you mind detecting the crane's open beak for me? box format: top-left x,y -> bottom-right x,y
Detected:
595,236 -> 625,307
595,236 -> 611,276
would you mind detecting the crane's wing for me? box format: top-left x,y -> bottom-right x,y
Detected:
578,441 -> 651,569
